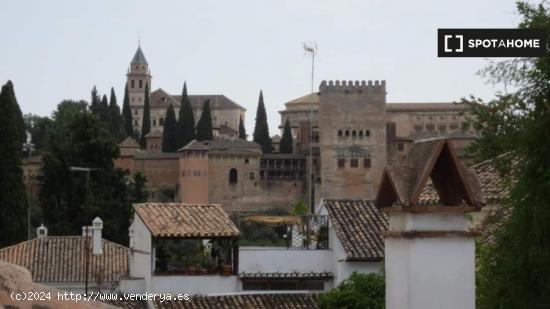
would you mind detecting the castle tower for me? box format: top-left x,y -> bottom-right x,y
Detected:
178,141 -> 210,204
318,80 -> 387,200
127,44 -> 152,132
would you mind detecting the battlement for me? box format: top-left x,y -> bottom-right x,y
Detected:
319,80 -> 386,93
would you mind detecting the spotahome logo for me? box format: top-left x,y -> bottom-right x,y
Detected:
438,29 -> 547,57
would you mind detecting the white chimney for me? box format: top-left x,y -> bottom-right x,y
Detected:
92,217 -> 103,255
36,224 -> 47,238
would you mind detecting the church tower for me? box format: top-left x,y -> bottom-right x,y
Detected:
127,44 -> 152,132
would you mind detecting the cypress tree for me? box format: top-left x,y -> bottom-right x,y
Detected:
177,82 -> 195,148
0,81 -> 28,246
238,115 -> 247,140
99,94 -> 111,128
109,87 -> 123,140
162,104 -> 178,152
196,99 -> 213,141
139,83 -> 151,148
121,83 -> 133,138
279,119 -> 293,154
90,86 -> 100,114
253,90 -> 272,153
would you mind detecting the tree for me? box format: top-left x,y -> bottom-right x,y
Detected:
89,86 -> 100,115
99,94 -> 111,128
279,119 -> 293,154
0,81 -> 27,246
121,83 -> 133,139
196,99 -> 213,141
238,115 -> 246,140
139,83 -> 151,148
109,87 -> 124,141
130,172 -> 148,203
177,82 -> 195,148
162,104 -> 178,152
253,90 -> 271,153
318,272 -> 385,309
473,3 -> 550,308
24,113 -> 53,154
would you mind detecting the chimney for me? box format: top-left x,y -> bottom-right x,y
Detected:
36,224 -> 48,238
92,217 -> 103,255
82,226 -> 92,236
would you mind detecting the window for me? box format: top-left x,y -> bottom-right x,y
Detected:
134,109 -> 138,115
244,157 -> 249,164
397,143 -> 404,151
352,130 -> 356,137
153,119 -> 157,126
139,80 -> 143,88
229,168 -> 238,184
350,159 -> 358,168
159,118 -> 164,126
364,158 -> 371,168
337,159 -> 345,168
359,130 -> 363,136
338,130 -> 343,136
131,80 -> 135,88
345,130 -> 350,136
249,172 -> 255,180
365,130 -> 370,136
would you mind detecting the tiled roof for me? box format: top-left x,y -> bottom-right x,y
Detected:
155,294 -> 319,309
323,199 -> 388,261
145,129 -> 163,138
219,124 -> 239,135
179,139 -> 261,154
131,46 -> 148,65
150,89 -> 245,111
239,271 -> 333,280
150,88 -> 181,108
134,151 -> 179,160
0,236 -> 128,283
419,153 -> 517,205
134,203 -> 240,238
119,137 -> 140,148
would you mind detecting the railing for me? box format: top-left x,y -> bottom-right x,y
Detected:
234,214 -> 329,250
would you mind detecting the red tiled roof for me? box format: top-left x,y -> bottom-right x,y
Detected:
155,294 -> 319,309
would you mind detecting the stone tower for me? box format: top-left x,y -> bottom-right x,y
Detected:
127,44 -> 152,132
318,80 -> 387,200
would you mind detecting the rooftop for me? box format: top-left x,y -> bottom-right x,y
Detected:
0,236 -> 129,283
131,45 -> 148,65
155,293 -> 319,309
133,203 -> 240,238
119,137 -> 140,148
179,139 -> 261,154
149,89 -> 246,111
323,199 -> 388,261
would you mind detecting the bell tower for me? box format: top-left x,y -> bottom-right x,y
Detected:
126,44 -> 152,132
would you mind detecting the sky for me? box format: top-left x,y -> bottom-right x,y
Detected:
0,0 -> 533,134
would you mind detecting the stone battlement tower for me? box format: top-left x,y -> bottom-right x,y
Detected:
127,45 -> 152,132
318,80 -> 387,200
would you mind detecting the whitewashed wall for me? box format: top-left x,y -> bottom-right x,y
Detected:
151,276 -> 239,295
239,247 -> 333,273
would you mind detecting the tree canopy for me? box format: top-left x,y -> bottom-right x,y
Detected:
162,104 -> 178,152
318,272 -> 385,309
253,90 -> 271,153
196,99 -> 213,141
279,119 -> 293,154
139,83 -> 151,148
122,83 -> 133,139
238,115 -> 246,140
176,82 -> 196,148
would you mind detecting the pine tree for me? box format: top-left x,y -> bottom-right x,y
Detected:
121,83 -> 133,138
196,99 -> 213,141
238,115 -> 247,140
162,104 -> 178,152
108,87 -> 123,141
90,86 -> 100,114
253,90 -> 272,153
177,82 -> 195,148
0,81 -> 28,246
139,83 -> 151,148
279,119 -> 293,154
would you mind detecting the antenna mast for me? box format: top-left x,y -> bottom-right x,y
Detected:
302,42 -> 318,213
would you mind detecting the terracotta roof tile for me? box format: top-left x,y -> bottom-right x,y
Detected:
155,294 -> 319,309
0,236 -> 128,283
238,271 -> 333,280
323,199 -> 388,261
134,203 -> 240,238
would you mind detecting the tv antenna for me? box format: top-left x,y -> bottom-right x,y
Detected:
302,42 -> 318,93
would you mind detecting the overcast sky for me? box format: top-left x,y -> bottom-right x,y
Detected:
0,0 -> 531,134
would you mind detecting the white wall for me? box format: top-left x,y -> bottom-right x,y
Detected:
128,215 -> 152,291
151,275 -> 239,295
239,247 -> 333,273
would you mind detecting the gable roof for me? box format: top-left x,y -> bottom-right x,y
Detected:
131,46 -> 148,65
179,139 -> 261,154
155,294 -> 319,308
376,138 -> 483,209
133,203 -> 240,238
0,236 -> 128,283
145,129 -> 163,138
323,199 -> 388,261
149,89 -> 246,111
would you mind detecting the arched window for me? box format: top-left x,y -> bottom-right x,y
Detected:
338,130 -> 343,136
345,130 -> 350,136
229,168 -> 238,184
352,130 -> 357,136
131,80 -> 135,88
359,130 -> 363,136
139,80 -> 143,88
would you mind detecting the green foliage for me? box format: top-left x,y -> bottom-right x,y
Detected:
89,86 -> 100,115
279,119 -> 293,153
176,82 -> 195,148
292,201 -> 309,215
238,115 -> 247,140
318,272 -> 385,309
196,99 -> 213,141
130,172 -> 148,203
253,91 -> 272,153
108,87 -> 125,141
139,83 -> 151,148
474,3 -> 550,308
162,104 -> 178,152
24,113 -> 53,154
0,81 -> 27,246
122,83 -> 133,139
